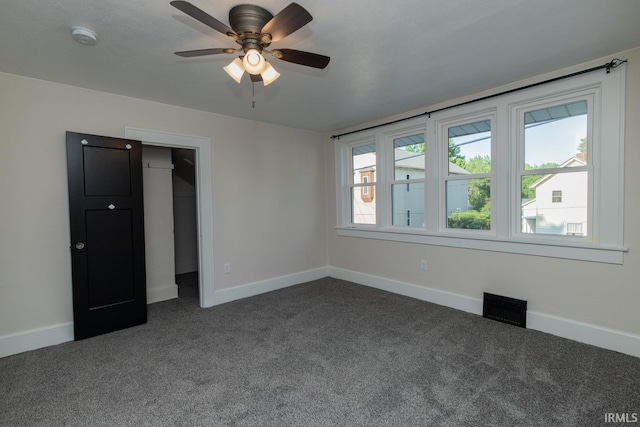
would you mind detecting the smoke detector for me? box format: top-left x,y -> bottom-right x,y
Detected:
71,26 -> 98,45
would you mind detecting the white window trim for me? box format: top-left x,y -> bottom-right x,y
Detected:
385,124 -> 427,231
335,65 -> 627,264
511,90 -> 596,242
436,110 -> 496,234
340,136 -> 378,227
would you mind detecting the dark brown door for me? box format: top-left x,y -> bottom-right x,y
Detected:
66,131 -> 147,340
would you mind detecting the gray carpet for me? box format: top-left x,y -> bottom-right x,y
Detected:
1,275 -> 639,426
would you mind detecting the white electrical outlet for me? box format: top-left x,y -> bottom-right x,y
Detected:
420,260 -> 428,271
223,263 -> 231,274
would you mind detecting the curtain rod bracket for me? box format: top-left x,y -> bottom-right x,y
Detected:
606,58 -> 627,74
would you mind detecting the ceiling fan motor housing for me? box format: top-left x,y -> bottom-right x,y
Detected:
171,1 -> 330,70
229,4 -> 273,52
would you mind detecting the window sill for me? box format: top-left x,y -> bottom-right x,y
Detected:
335,227 -> 626,264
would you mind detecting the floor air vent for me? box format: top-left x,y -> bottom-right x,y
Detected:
483,293 -> 527,328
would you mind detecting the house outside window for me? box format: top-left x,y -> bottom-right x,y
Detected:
360,171 -> 374,202
552,190 -> 563,203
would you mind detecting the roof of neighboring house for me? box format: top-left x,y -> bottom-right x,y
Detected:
394,149 -> 425,170
529,155 -> 587,189
394,149 -> 470,175
448,162 -> 471,175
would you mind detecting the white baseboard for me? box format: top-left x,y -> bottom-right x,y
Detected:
213,267 -> 329,306
328,266 -> 640,358
0,322 -> 74,358
147,283 -> 179,304
3,267 -> 638,359
0,269 -> 328,358
527,311 -> 640,358
328,267 -> 483,315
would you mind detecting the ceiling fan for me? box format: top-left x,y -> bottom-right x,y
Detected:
170,1 -> 330,86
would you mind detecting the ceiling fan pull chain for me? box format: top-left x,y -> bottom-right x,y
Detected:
252,81 -> 256,108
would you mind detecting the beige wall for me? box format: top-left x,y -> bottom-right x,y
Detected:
0,72 -> 327,336
142,146 -> 177,302
326,47 -> 640,336
172,173 -> 198,275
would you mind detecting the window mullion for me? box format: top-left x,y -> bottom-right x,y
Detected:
425,122 -> 438,233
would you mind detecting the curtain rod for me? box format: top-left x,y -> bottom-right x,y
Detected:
330,58 -> 627,140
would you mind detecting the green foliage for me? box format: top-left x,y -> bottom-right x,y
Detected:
577,138 -> 587,154
447,205 -> 491,230
405,143 -> 425,153
521,174 -> 540,199
468,178 -> 490,211
448,140 -> 465,166
465,155 -> 491,174
524,162 -> 559,171
404,139 -> 466,166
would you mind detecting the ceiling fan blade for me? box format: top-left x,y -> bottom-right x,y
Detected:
273,49 -> 330,69
170,1 -> 236,36
261,3 -> 312,43
174,48 -> 235,57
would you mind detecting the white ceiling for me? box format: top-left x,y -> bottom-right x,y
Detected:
1,0 -> 639,133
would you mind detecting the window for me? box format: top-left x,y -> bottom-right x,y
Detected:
335,65 -> 626,263
517,97 -> 590,237
440,117 -> 493,231
350,142 -> 376,225
391,132 -> 425,229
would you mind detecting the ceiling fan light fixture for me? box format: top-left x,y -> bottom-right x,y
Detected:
172,1 -> 331,91
223,57 -> 245,83
243,49 -> 266,74
261,62 -> 280,86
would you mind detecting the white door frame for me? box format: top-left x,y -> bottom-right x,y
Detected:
125,127 -> 215,308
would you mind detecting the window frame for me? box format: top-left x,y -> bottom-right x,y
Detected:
334,65 -> 626,264
339,136 -> 378,228
385,125 -> 428,231
511,91 -> 595,242
436,111 -> 497,235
